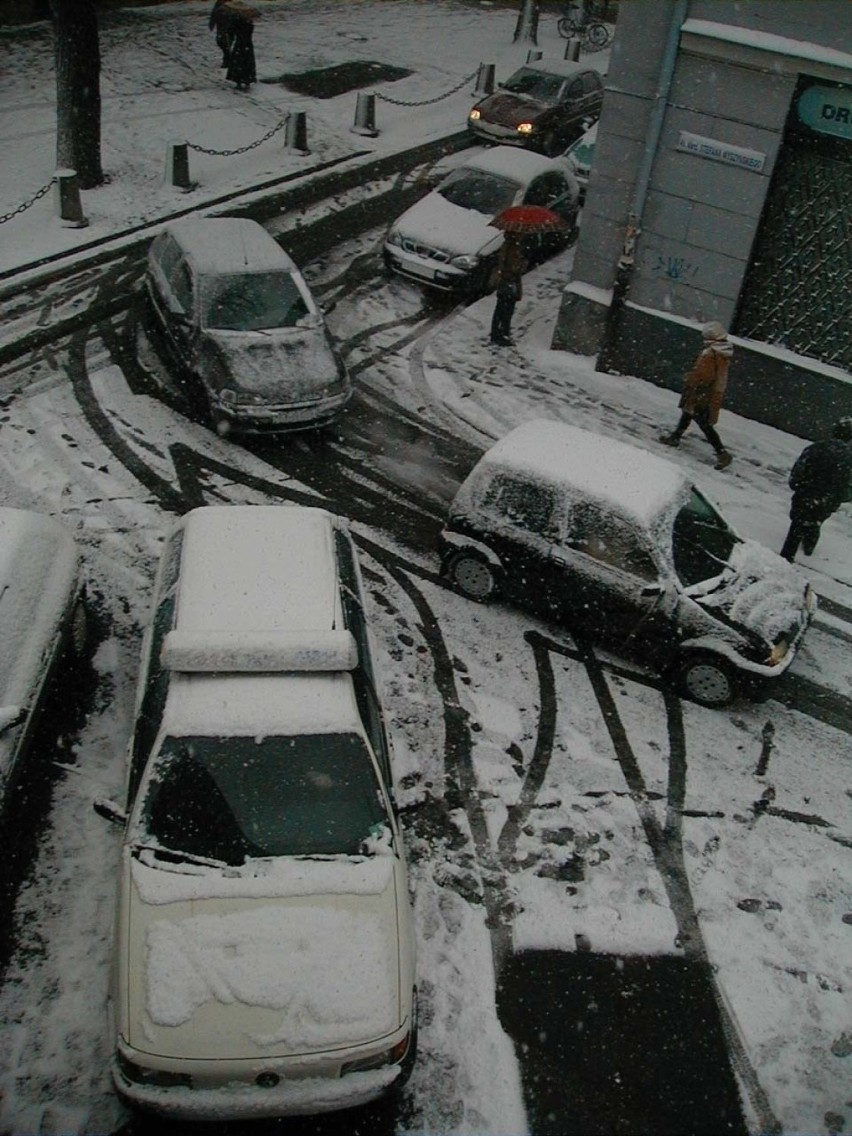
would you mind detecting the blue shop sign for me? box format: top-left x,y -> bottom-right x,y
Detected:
798,85 -> 852,140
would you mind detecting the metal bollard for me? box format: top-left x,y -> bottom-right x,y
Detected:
472,62 -> 495,98
53,169 -> 88,228
285,111 -> 310,155
526,49 -> 543,64
164,140 -> 196,192
564,37 -> 582,62
351,92 -> 379,137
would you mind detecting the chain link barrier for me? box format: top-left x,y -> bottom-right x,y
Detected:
376,70 -> 479,108
187,113 -> 291,157
1,179 -> 53,225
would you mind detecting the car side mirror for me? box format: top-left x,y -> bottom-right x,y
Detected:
641,582 -> 665,597
93,797 -> 127,827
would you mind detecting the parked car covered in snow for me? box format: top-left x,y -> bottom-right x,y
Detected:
144,218 -> 351,436
563,119 -> 598,201
439,421 -> 816,707
383,146 -> 579,295
467,59 -> 603,156
96,505 -> 416,1120
0,507 -> 86,814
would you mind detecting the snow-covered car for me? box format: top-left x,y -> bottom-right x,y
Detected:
0,507 -> 86,815
563,119 -> 598,200
96,505 -> 416,1120
439,421 -> 816,708
383,146 -> 580,295
144,218 -> 351,436
467,59 -> 603,156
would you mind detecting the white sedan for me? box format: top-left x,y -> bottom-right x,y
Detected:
383,146 -> 579,295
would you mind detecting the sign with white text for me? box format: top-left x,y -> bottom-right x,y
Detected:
676,131 -> 766,172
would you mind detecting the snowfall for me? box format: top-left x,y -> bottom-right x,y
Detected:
0,3 -> 851,1135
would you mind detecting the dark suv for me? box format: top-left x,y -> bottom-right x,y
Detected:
467,60 -> 603,156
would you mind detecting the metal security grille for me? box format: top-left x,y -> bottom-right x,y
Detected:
735,144 -> 852,371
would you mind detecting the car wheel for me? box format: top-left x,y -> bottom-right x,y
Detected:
448,552 -> 498,602
676,652 -> 736,708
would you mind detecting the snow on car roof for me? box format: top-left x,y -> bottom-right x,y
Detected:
165,217 -> 296,275
461,145 -> 568,184
518,59 -> 602,80
477,420 -> 690,528
176,505 -> 340,636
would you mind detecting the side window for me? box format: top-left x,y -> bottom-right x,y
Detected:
524,174 -> 565,207
128,591 -> 175,805
334,530 -> 393,788
170,260 -> 193,314
568,503 -> 658,580
565,80 -> 584,103
483,475 -> 558,538
584,72 -> 603,94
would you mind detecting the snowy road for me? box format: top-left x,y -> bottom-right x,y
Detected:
0,219 -> 850,1136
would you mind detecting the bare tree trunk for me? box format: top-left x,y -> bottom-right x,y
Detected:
52,0 -> 103,188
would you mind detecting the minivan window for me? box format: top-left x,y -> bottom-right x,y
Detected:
143,732 -> 388,863
672,489 -> 738,586
569,503 -> 658,580
201,270 -> 310,331
171,261 -> 193,312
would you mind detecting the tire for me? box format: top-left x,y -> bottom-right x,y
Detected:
557,16 -> 576,38
586,21 -> 611,48
447,552 -> 498,602
676,652 -> 736,708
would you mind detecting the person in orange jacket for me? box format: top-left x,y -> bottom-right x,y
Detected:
661,321 -> 734,470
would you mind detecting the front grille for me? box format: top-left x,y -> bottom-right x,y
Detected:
400,238 -> 451,263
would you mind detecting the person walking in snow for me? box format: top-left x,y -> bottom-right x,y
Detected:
490,235 -> 527,347
208,0 -> 234,68
225,3 -> 258,91
660,321 -> 734,470
780,417 -> 852,561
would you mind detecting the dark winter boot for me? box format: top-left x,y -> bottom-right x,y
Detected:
714,450 -> 732,470
660,433 -> 681,447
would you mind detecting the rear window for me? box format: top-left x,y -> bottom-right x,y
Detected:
483,475 -> 558,537
143,732 -> 388,863
201,270 -> 310,331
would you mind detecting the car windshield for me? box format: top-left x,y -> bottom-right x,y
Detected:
502,68 -> 564,103
437,169 -> 521,215
141,732 -> 388,865
201,271 -> 311,331
672,488 -> 739,587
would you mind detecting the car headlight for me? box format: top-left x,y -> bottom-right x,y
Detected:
386,228 -> 403,247
517,122 -> 534,135
118,1053 -> 191,1088
469,109 -> 481,122
766,637 -> 790,666
450,254 -> 480,270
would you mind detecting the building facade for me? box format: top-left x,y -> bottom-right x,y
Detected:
552,0 -> 852,438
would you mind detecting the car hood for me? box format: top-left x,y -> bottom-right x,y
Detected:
687,539 -> 812,644
202,328 -> 345,399
392,190 -> 505,259
123,853 -> 402,1061
476,91 -> 550,126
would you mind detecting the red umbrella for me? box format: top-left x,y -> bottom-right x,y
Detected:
489,205 -> 568,233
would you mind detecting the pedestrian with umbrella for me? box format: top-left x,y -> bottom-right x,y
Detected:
488,205 -> 568,347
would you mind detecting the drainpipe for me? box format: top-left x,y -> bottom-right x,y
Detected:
597,0 -> 688,371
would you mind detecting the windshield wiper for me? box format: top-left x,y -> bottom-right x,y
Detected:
131,841 -> 237,871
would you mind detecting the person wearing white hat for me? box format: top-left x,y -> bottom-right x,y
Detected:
661,321 -> 733,470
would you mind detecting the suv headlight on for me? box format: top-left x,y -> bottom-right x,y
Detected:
450,253 -> 480,270
517,121 -> 535,135
469,109 -> 481,122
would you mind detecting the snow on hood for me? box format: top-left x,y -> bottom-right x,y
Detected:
203,327 -> 344,400
690,538 -> 811,643
392,189 -> 506,259
128,856 -> 400,1058
478,91 -> 550,125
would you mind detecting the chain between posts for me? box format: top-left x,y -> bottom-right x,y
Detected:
376,69 -> 479,107
187,113 -> 291,157
1,179 -> 53,224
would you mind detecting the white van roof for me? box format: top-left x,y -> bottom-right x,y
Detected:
175,505 -> 341,636
165,217 -> 296,276
472,420 -> 690,530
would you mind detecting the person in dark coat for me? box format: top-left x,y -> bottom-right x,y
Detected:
208,0 -> 234,67
225,3 -> 258,91
660,321 -> 734,470
780,417 -> 852,561
490,235 -> 527,347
